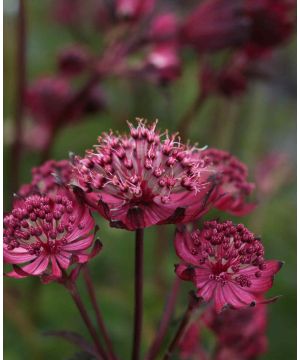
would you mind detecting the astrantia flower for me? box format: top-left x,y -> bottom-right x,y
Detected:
4,187 -> 98,281
201,53 -> 250,98
203,303 -> 268,359
181,0 -> 250,53
26,77 -> 73,126
72,119 -> 217,230
145,44 -> 182,84
245,0 -> 296,57
175,220 -> 282,312
18,159 -> 72,197
201,149 -> 255,216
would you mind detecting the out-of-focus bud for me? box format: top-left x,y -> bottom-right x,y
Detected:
149,13 -> 179,43
58,45 -> 90,77
144,43 -> 182,84
200,53 -> 249,98
181,0 -> 250,53
115,0 -> 156,20
255,152 -> 293,198
25,77 -> 73,126
83,86 -> 107,115
245,0 -> 296,57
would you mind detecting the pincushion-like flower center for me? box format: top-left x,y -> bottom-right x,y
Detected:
4,194 -> 83,256
189,220 -> 265,288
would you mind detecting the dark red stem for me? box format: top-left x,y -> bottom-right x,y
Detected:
177,94 -> 206,142
11,0 -> 26,193
65,282 -> 109,360
145,277 -> 181,360
163,293 -> 200,360
132,229 -> 144,360
83,266 -> 118,360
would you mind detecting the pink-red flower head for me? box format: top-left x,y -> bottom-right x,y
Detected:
245,0 -> 296,57
201,53 -> 250,98
72,119 -> 217,230
181,0 -> 250,53
175,220 -> 282,312
202,149 -> 255,216
203,303 -> 268,359
4,187 -> 99,282
26,77 -> 73,126
18,159 -> 73,197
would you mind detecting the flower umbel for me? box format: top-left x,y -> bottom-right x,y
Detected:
4,187 -> 98,281
18,159 -> 72,197
72,119 -> 217,230
175,220 -> 282,312
202,149 -> 255,216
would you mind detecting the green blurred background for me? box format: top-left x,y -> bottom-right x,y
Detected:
4,1 -> 296,359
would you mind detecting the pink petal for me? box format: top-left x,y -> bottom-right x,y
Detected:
51,256 -> 62,278
4,247 -> 36,264
63,234 -> 94,251
175,263 -> 195,281
174,230 -> 200,266
196,280 -> 216,302
214,284 -> 227,313
6,256 -> 49,279
227,282 -> 256,306
67,210 -> 95,242
55,253 -> 71,269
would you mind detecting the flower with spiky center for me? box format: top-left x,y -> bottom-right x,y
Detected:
175,220 -> 282,312
201,149 -> 255,216
4,187 -> 99,282
18,159 -> 73,197
72,119 -> 217,230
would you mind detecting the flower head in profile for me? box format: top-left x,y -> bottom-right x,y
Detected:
202,149 -> 255,216
18,159 -> 73,197
72,119 -> 217,230
4,187 -> 99,282
175,220 -> 282,312
203,303 -> 268,359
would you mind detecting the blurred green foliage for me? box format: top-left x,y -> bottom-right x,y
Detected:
4,1 -> 296,359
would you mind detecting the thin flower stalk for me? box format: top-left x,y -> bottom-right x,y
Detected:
83,265 -> 118,360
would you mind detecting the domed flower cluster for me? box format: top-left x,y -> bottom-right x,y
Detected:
201,149 -> 255,216
18,159 -> 73,197
175,220 -> 282,312
4,187 -> 99,282
72,120 -> 218,230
